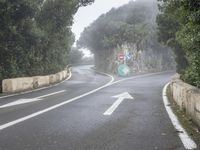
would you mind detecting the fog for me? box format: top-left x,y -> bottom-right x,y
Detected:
72,0 -> 132,41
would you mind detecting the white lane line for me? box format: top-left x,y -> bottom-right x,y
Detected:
0,74 -> 114,131
36,90 -> 66,99
0,90 -> 66,108
0,70 -> 169,99
163,83 -> 197,150
0,68 -> 72,99
110,71 -> 174,86
0,71 -> 171,131
104,92 -> 134,116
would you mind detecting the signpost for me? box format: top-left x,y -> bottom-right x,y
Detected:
117,50 -> 131,77
118,53 -> 124,61
117,64 -> 130,77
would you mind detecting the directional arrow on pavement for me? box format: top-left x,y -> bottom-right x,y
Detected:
0,98 -> 42,108
0,90 -> 66,108
103,92 -> 134,116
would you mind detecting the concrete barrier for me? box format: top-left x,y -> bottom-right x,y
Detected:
2,77 -> 34,93
169,74 -> 200,127
2,69 -> 69,93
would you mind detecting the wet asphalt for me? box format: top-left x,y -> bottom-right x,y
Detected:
0,66 -> 187,150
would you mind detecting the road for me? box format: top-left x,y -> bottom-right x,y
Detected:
0,66 -> 196,150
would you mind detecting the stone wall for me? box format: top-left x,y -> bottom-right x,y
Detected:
169,74 -> 200,128
2,69 -> 69,93
94,41 -> 175,74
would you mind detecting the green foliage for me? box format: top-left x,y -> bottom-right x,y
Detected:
78,0 -> 174,72
157,0 -> 200,87
0,0 -> 93,91
78,1 -> 153,52
69,47 -> 84,65
156,1 -> 188,73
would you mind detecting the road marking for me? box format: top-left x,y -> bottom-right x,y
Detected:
0,98 -> 42,108
110,71 -> 174,86
36,90 -> 66,99
0,71 -> 171,131
0,68 -> 72,99
104,92 -> 134,116
0,90 -> 66,108
163,83 -> 197,150
0,74 -> 114,131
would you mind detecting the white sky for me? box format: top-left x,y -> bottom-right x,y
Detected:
72,0 -> 132,57
72,0 -> 132,41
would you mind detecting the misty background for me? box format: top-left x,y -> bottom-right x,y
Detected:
72,0 -> 132,57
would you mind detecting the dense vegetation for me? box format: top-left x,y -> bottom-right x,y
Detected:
0,0 -> 94,91
69,48 -> 94,65
157,0 -> 200,87
69,47 -> 84,65
78,0 -> 175,73
79,1 -> 155,54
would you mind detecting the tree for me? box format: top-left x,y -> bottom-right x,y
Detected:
156,10 -> 188,73
0,0 -> 94,92
157,0 -> 200,87
78,0 -> 174,73
69,47 -> 84,65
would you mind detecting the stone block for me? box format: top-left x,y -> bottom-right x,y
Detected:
2,68 -> 70,93
2,77 -> 33,93
170,76 -> 200,128
194,93 -> 200,127
35,76 -> 50,87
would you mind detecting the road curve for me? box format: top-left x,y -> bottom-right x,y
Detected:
0,66 -> 196,150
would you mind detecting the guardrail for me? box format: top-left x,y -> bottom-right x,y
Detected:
2,69 -> 69,94
169,74 -> 200,128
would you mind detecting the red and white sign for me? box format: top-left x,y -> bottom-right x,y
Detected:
118,53 -> 124,61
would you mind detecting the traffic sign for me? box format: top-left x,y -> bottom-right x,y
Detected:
118,64 -> 130,77
118,53 -> 124,61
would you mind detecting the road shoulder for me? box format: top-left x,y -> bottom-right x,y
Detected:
166,84 -> 200,149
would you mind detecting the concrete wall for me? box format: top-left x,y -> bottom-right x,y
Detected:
2,69 -> 69,93
169,74 -> 200,127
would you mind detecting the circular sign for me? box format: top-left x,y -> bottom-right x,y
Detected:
118,53 -> 124,61
118,64 -> 130,77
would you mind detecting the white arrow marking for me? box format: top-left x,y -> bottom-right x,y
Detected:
0,98 -> 42,108
0,90 -> 66,108
103,92 -> 134,116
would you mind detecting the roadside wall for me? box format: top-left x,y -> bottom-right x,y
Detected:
2,69 -> 69,93
169,74 -> 200,128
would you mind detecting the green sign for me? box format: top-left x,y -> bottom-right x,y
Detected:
118,64 -> 130,77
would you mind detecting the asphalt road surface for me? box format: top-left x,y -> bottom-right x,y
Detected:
0,66 -> 196,150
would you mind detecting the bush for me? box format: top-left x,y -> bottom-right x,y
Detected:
157,0 -> 200,87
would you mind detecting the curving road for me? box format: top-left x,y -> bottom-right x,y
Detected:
0,66 -> 196,150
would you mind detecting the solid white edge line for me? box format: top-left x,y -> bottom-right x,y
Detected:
162,83 -> 197,150
0,71 -> 172,131
0,70 -> 168,99
0,68 -> 72,99
0,73 -> 114,131
111,71 -> 173,86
